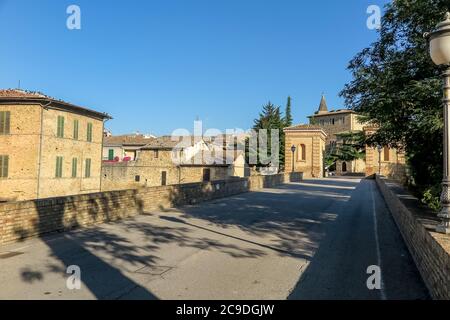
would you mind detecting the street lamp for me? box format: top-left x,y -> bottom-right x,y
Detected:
425,12 -> 450,234
377,145 -> 383,176
291,145 -> 296,172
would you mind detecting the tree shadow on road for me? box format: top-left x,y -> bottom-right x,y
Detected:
13,191 -> 159,300
162,179 -> 359,263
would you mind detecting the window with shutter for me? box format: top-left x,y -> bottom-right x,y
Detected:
0,111 -> 10,135
87,123 -> 93,142
55,156 -> 63,178
0,155 -> 9,178
72,158 -> 78,178
73,120 -> 79,140
57,116 -> 65,138
85,158 -> 91,178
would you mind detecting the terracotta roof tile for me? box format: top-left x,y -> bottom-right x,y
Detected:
0,89 -> 49,98
104,135 -> 156,146
0,89 -> 111,119
284,124 -> 325,131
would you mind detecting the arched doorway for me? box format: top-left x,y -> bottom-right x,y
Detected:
342,162 -> 347,172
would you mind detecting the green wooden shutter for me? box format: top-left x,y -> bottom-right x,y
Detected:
0,155 -> 8,178
55,157 -> 59,177
73,120 -> 79,140
108,149 -> 114,160
0,112 -> 4,134
0,111 -> 10,135
85,158 -> 91,178
72,158 -> 78,178
87,123 -> 93,142
5,112 -> 10,134
57,116 -> 65,138
55,157 -> 63,178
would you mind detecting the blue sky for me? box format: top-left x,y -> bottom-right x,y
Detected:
0,0 -> 389,135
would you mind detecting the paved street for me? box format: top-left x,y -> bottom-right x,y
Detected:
0,178 -> 429,300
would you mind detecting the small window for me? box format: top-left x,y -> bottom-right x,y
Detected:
0,111 -> 10,135
161,171 -> 167,186
87,123 -> 93,142
135,175 -> 140,182
85,158 -> 91,178
73,120 -> 79,140
332,118 -> 335,125
55,156 -> 63,178
203,168 -> 211,182
71,158 -> 78,178
57,116 -> 65,138
384,146 -> 390,162
0,155 -> 9,178
154,150 -> 159,158
108,149 -> 114,161
298,144 -> 306,161
342,162 -> 347,172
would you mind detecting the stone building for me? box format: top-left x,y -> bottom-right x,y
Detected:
0,89 -> 111,201
101,136 -> 244,191
363,126 -> 406,181
284,95 -> 406,181
284,125 -> 327,178
103,133 -> 156,161
308,95 -> 366,174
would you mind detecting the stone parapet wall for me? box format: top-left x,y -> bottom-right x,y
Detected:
0,172 -> 302,246
375,175 -> 450,300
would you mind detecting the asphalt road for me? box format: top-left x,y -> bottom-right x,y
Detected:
0,178 -> 429,300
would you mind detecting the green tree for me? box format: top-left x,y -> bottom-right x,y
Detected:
332,132 -> 366,162
251,101 -> 285,169
284,96 -> 293,127
340,0 -> 447,204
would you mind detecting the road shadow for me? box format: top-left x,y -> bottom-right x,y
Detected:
287,179 -> 429,300
13,192 -> 158,300
162,179 -> 359,263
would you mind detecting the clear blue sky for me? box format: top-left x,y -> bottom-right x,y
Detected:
0,0 -> 389,135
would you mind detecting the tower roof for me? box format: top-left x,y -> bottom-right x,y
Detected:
318,95 -> 328,113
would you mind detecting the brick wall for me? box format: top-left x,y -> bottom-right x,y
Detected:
376,175 -> 450,300
0,172 -> 302,246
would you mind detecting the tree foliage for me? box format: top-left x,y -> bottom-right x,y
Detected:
284,96 -> 293,127
250,101 -> 286,169
340,0 -> 447,191
325,132 -> 366,169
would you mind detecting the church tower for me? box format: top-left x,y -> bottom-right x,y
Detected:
316,94 -> 328,115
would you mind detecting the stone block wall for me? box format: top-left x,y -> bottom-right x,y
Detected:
0,172 -> 302,246
101,162 -> 230,191
376,175 -> 450,300
285,130 -> 326,178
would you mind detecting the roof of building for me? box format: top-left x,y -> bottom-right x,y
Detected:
104,134 -> 156,146
0,89 -> 112,120
141,136 -> 188,150
318,95 -> 328,113
284,124 -> 326,131
309,109 -> 356,118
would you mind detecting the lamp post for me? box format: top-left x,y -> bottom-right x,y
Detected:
291,145 -> 296,172
425,12 -> 450,234
377,145 -> 383,176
